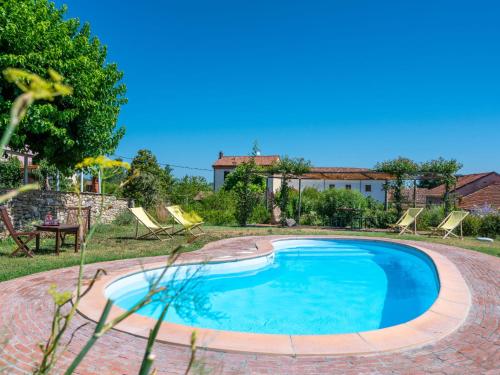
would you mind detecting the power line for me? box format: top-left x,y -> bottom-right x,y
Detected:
112,154 -> 213,172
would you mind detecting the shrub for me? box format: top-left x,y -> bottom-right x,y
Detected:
290,187 -> 322,219
417,206 -> 445,230
223,159 -> 265,226
112,210 -> 134,226
462,215 -> 482,237
365,208 -> 398,229
479,214 -> 500,238
186,190 -> 236,225
281,189 -> 299,219
300,210 -> 323,226
249,203 -> 271,224
0,157 -> 22,189
316,188 -> 367,227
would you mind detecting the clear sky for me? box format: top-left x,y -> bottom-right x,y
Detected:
56,0 -> 500,180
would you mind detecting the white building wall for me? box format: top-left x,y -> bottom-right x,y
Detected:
214,169 -> 386,204
288,178 -> 386,203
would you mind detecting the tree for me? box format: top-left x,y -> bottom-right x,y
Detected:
223,158 -> 265,226
31,159 -> 72,191
122,150 -> 173,209
170,175 -> 211,205
0,156 -> 22,189
417,177 -> 442,189
375,157 -> 419,216
420,158 -> 462,215
0,0 -> 127,170
270,156 -> 311,225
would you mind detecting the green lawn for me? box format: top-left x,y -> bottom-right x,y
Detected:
0,224 -> 498,282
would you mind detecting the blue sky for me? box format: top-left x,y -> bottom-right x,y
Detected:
57,0 -> 500,179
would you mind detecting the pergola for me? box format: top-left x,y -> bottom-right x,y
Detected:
291,171 -> 394,223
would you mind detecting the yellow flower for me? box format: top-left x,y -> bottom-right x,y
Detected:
75,156 -> 130,170
3,68 -> 73,100
48,284 -> 72,306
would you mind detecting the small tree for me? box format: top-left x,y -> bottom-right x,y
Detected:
375,157 -> 419,217
271,156 -> 311,225
122,149 -> 173,208
223,158 -> 265,226
0,156 -> 22,189
420,158 -> 462,215
170,175 -> 211,205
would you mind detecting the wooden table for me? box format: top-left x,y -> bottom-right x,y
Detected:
35,224 -> 80,255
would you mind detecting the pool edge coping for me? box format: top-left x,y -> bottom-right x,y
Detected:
77,235 -> 471,356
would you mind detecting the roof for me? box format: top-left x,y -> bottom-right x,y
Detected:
459,183 -> 500,210
303,167 -> 393,180
213,155 -> 280,168
427,172 -> 498,196
309,167 -> 371,173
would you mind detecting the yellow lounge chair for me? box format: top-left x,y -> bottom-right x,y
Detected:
129,207 -> 172,240
430,210 -> 469,239
389,207 -> 423,235
166,205 -> 205,237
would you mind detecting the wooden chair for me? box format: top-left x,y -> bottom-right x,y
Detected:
61,206 -> 91,246
0,206 -> 40,257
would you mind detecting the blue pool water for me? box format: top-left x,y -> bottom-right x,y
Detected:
107,239 -> 440,335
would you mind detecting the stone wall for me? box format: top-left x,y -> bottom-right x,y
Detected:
0,190 -> 130,237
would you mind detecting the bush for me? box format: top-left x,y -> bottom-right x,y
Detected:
462,215 -> 482,237
290,187 -> 322,220
417,206 -> 445,230
316,189 -> 367,227
186,190 -> 236,226
300,210 -> 323,226
365,208 -> 398,229
479,214 -> 500,238
0,157 -> 22,189
113,210 -> 134,226
249,203 -> 271,224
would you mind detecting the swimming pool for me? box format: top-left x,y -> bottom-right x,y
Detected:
106,239 -> 440,335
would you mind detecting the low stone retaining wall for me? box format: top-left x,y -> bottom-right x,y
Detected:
0,189 -> 130,237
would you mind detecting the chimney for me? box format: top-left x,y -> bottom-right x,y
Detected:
218,151 -> 224,159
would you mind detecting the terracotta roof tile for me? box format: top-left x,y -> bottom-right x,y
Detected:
459,183 -> 500,210
426,172 -> 495,196
213,155 -> 280,168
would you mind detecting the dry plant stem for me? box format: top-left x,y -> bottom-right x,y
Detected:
64,246 -> 185,374
35,184 -> 108,374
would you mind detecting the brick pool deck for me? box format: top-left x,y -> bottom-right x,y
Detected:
0,236 -> 499,374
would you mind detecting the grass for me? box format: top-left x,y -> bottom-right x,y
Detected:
0,223 -> 498,282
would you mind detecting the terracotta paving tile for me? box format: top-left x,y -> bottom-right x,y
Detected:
290,333 -> 374,355
0,235 -> 498,374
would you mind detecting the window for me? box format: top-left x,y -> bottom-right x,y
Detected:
365,184 -> 372,192
223,171 -> 230,180
345,184 -> 351,190
329,184 -> 335,189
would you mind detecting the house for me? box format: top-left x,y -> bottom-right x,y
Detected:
212,153 -> 392,204
212,152 -> 280,191
425,172 -> 500,210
